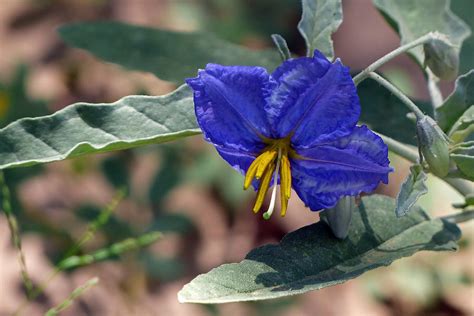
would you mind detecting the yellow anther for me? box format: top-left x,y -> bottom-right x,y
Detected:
244,154 -> 264,189
279,155 -> 291,217
244,137 -> 294,218
252,162 -> 275,213
280,187 -> 288,217
255,150 -> 277,179
280,155 -> 292,199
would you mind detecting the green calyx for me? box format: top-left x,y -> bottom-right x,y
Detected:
423,35 -> 459,81
416,116 -> 450,177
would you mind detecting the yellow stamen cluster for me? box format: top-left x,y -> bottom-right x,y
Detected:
244,140 -> 292,219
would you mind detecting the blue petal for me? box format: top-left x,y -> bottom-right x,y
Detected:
215,145 -> 255,175
215,145 -> 261,190
291,126 -> 392,211
265,50 -> 360,147
186,64 -> 271,154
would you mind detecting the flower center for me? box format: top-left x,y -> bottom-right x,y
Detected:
244,138 -> 293,219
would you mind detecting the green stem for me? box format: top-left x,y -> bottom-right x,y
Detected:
377,133 -> 419,163
353,32 -> 436,85
441,209 -> 474,224
427,68 -> 443,109
58,231 -> 162,270
367,72 -> 426,119
0,172 -> 33,298
444,178 -> 474,196
376,133 -> 473,196
45,277 -> 99,316
14,189 -> 125,315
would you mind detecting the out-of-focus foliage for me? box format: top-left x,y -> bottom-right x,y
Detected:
59,22 -> 280,84
0,65 -> 48,127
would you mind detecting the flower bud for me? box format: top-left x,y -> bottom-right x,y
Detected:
320,196 -> 355,240
423,36 -> 459,81
416,116 -> 450,177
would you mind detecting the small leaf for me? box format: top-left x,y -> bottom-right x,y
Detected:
396,165 -> 428,217
178,195 -> 460,304
448,105 -> 474,143
437,70 -> 474,132
373,0 -> 471,67
0,65 -> 49,126
271,34 -> 291,61
0,85 -> 200,170
297,0 -> 343,60
358,79 -> 433,146
451,142 -> 474,180
59,21 -> 280,84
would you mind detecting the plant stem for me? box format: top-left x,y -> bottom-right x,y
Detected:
376,133 -> 473,196
444,178 -> 474,196
14,189 -> 126,315
45,277 -> 99,316
0,172 -> 33,298
441,209 -> 474,223
377,133 -> 419,163
353,32 -> 436,85
368,72 -> 426,119
427,68 -> 444,109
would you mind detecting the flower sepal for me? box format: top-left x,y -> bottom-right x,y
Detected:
320,196 -> 355,240
416,116 -> 450,177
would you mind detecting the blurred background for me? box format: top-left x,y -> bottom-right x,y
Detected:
0,0 -> 473,315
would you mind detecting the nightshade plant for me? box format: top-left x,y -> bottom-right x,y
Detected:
0,0 -> 473,309
186,52 -> 392,219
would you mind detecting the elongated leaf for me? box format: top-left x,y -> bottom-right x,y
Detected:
59,21 -> 280,84
358,79 -> 433,145
297,0 -> 342,60
373,0 -> 471,67
451,142 -> 474,180
178,195 -> 460,303
0,85 -> 200,170
437,70 -> 474,132
396,165 -> 428,217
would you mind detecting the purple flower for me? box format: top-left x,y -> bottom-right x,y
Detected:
186,50 -> 392,219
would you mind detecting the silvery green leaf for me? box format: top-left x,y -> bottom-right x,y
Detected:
0,85 -> 200,170
178,195 -> 460,304
297,0 -> 343,60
